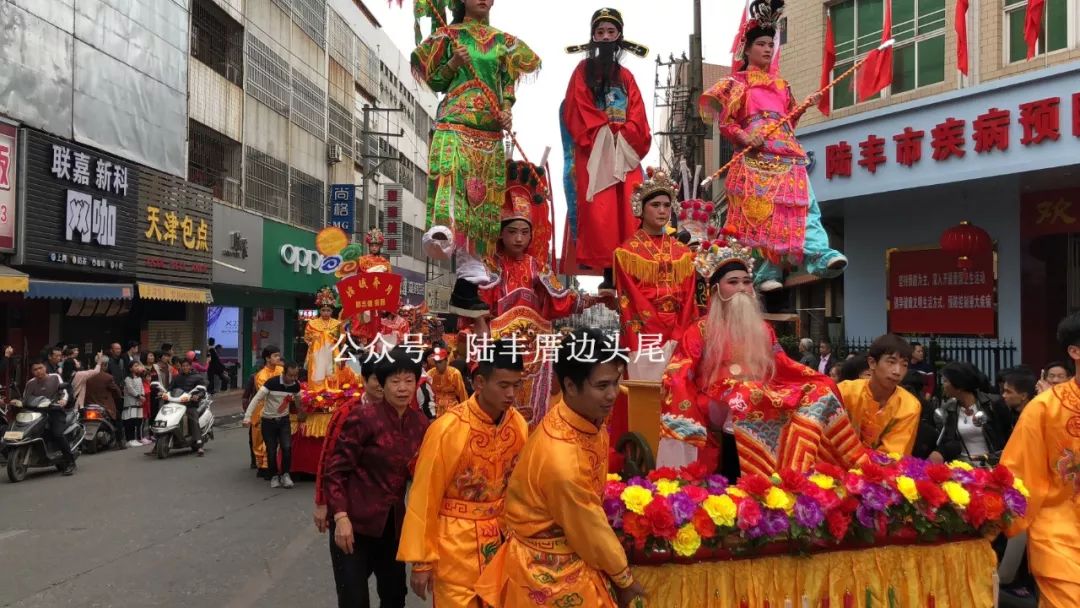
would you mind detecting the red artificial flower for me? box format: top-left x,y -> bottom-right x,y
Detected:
737,474 -> 773,497
972,468 -> 991,485
990,465 -> 1014,488
644,498 -> 678,540
692,508 -> 717,538
622,512 -> 651,547
806,485 -> 841,512
737,498 -> 763,530
826,509 -> 851,540
926,464 -> 953,484
983,492 -> 1006,521
916,479 -> 948,508
604,482 -> 628,501
838,497 -> 860,514
648,467 -> 680,482
814,462 -> 846,479
966,493 -> 989,528
684,461 -> 709,481
683,485 -> 709,504
893,525 -> 918,541
861,461 -> 887,483
779,469 -> 810,493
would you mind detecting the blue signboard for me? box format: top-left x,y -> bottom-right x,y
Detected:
329,184 -> 355,233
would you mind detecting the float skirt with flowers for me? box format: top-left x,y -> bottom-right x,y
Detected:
286,379 -> 364,474
606,455 -> 1029,606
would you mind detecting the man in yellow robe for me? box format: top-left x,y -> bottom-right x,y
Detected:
1002,313 -> 1080,608
428,346 -> 470,418
249,346 -> 284,474
399,342 -> 527,607
476,328 -> 644,608
838,334 -> 921,455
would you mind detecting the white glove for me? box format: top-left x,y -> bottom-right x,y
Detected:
422,226 -> 455,261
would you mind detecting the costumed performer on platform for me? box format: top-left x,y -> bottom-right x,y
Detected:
657,237 -> 864,480
427,160 -> 609,429
412,0 -> 541,316
560,7 -> 651,289
475,328 -> 644,608
305,287 -> 346,392
1001,313 -> 1080,608
612,168 -> 697,380
428,346 -> 469,417
837,334 -> 922,455
399,341 -> 528,607
699,0 -> 846,292
348,228 -> 392,345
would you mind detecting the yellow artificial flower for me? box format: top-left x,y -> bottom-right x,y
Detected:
655,479 -> 681,497
621,486 -> 654,515
896,475 -> 920,503
1013,477 -> 1030,498
947,460 -> 974,471
607,473 -> 622,482
672,523 -> 702,557
702,495 -> 737,527
849,468 -> 863,476
808,474 -> 836,490
726,487 -> 748,498
886,452 -> 902,461
942,481 -> 971,507
764,487 -> 795,512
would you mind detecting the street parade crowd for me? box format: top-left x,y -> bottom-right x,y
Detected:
2,0 -> 1079,606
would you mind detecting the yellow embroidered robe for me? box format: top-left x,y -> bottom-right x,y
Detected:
251,364 -> 284,470
838,379 -> 922,455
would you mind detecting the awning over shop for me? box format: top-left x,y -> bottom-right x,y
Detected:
137,282 -> 213,304
27,280 -> 134,300
0,265 -> 29,293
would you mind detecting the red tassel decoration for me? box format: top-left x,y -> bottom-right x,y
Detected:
843,592 -> 854,608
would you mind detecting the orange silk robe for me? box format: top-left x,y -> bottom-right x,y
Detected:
1001,381 -> 1080,608
398,396 -> 528,608
430,365 -> 469,417
251,365 -> 284,470
475,401 -> 633,607
613,230 -> 697,353
838,379 -> 922,455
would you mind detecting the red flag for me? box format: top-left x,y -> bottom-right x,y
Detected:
337,272 -> 402,320
1024,0 -> 1045,59
819,16 -> 836,116
856,0 -> 893,101
956,0 -> 969,74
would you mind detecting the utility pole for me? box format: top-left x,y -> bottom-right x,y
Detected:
689,0 -> 706,176
358,105 -> 405,239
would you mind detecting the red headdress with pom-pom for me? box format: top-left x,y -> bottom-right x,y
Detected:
501,160 -> 552,261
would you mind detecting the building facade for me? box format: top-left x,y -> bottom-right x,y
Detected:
782,0 -> 1080,367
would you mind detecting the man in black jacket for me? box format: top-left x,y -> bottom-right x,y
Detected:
23,361 -> 76,475
166,359 -> 208,456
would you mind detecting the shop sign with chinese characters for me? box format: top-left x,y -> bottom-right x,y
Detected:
887,247 -> 997,336
16,130 -> 137,275
802,64 -> 1080,202
136,170 -> 213,285
0,122 -> 17,252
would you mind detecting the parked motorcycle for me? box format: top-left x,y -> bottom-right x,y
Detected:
150,382 -> 214,459
1,396 -> 84,482
81,403 -> 119,454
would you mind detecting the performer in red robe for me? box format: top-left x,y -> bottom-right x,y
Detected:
560,8 -> 652,289
612,169 -> 697,380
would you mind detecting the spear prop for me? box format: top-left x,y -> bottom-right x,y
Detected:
405,0 -> 544,184
700,38 -> 895,189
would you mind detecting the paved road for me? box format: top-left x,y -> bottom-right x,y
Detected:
0,399 -> 429,608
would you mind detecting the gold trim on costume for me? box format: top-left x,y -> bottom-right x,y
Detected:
614,248 -> 694,285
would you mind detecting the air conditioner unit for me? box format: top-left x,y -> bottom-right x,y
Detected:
328,143 -> 343,164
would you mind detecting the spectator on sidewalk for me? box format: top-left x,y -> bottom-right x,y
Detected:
60,345 -> 81,384
1036,360 -> 1073,394
122,363 -> 147,448
124,341 -> 140,373
839,352 -> 871,381
244,362 -> 302,489
45,346 -> 63,376
797,338 -> 815,367
207,341 -> 229,394
85,357 -> 125,448
1001,368 -> 1037,425
931,361 -> 1013,463
814,338 -> 834,375
909,342 -> 935,374
107,343 -> 126,384
1,345 -> 21,399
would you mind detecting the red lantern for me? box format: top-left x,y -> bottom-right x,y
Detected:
939,221 -> 992,269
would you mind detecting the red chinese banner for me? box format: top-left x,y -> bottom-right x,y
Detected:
337,271 -> 402,318
1020,188 -> 1080,237
887,248 -> 996,336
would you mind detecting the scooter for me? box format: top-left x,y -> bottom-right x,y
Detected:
1,396 -> 84,482
149,382 -> 214,459
81,403 -> 119,454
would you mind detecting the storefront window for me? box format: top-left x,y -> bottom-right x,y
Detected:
830,0 -> 946,109
1005,0 -> 1069,63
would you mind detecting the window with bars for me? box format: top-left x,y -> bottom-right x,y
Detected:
328,99 -> 354,158
245,34 -> 290,116
1005,0 -> 1069,63
291,68 -> 327,139
189,119 -> 241,203
290,168 -> 325,229
414,101 -> 434,140
291,0 -> 327,49
402,221 -> 414,257
244,146 -> 289,220
355,40 -> 379,98
829,0 -> 946,110
271,0 -> 289,13
328,9 -> 352,73
191,0 -> 244,86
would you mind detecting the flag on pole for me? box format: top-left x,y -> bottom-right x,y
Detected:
856,0 -> 893,100
819,15 -> 836,115
1024,0 -> 1045,59
956,0 -> 970,74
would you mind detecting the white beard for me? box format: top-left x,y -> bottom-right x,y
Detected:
699,290 -> 775,386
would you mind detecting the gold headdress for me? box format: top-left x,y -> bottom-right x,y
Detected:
365,228 -> 385,245
314,286 -> 338,309
694,237 -> 756,280
631,168 -> 678,217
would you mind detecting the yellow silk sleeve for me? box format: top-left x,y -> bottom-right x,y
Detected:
542,449 -> 631,585
397,415 -> 468,566
453,369 -> 469,403
879,395 -> 921,455
1001,398 -> 1050,535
